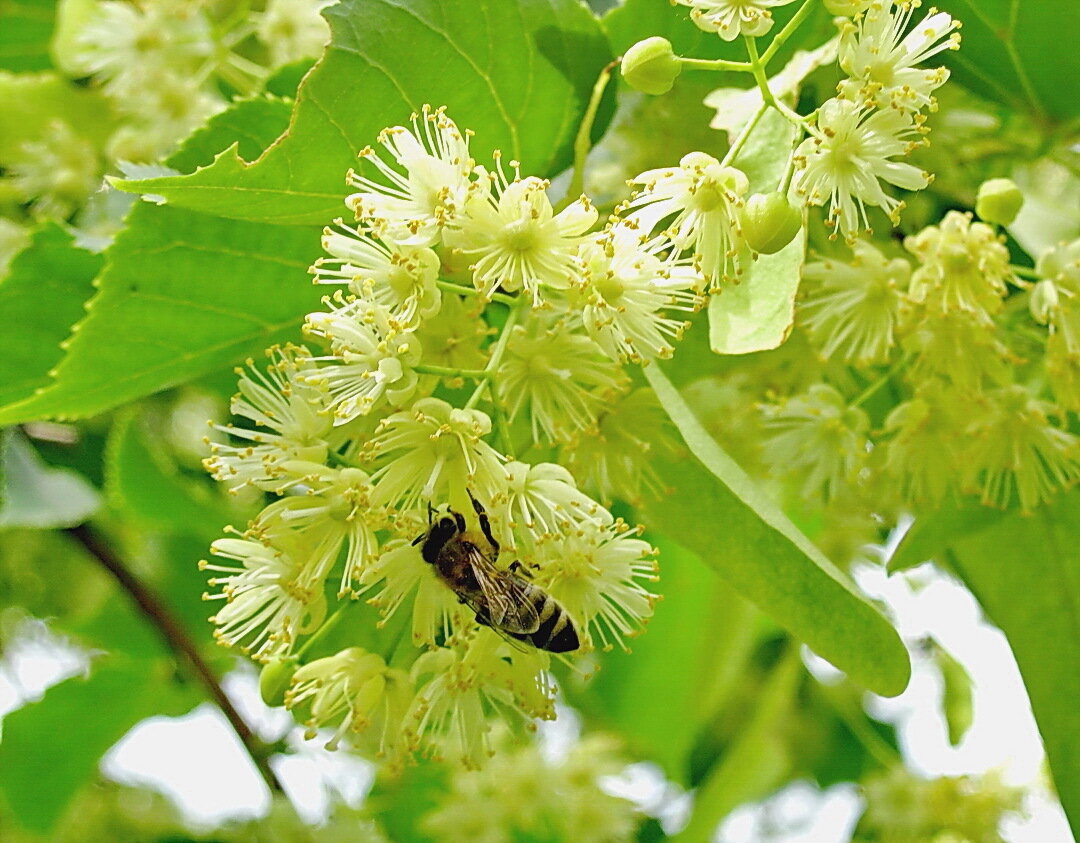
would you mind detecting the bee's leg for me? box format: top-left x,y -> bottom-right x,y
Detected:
467,488 -> 500,555
508,560 -> 534,579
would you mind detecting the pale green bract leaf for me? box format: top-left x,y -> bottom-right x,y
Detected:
709,109 -> 805,355
113,0 -> 612,225
644,365 -> 911,697
709,230 -> 805,354
0,222 -> 102,407
0,430 -> 100,528
892,492 -> 1080,837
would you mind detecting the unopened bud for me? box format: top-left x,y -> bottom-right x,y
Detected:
259,657 -> 299,707
975,178 -> 1024,226
740,192 -> 803,254
621,37 -> 681,96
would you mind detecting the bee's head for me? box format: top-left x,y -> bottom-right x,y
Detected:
437,515 -> 457,533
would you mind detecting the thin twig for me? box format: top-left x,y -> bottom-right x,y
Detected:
66,523 -> 285,794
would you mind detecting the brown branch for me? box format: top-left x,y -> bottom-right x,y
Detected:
66,523 -> 285,795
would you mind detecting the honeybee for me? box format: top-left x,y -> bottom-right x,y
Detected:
413,490 -> 580,653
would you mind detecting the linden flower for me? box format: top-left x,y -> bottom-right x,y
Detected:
450,156 -> 597,304
901,306 -> 1012,392
563,387 -> 677,505
256,0 -> 332,68
961,385 -> 1080,512
406,636 -> 553,769
501,461 -> 613,549
201,538 -> 326,661
421,732 -> 640,843
312,220 -> 441,328
673,0 -> 798,41
70,1 -> 213,97
624,152 -> 750,287
286,647 -> 412,765
1031,238 -> 1080,356
204,347 -> 334,493
250,466 -> 382,597
576,226 -> 705,362
416,293 -> 491,379
761,383 -> 871,501
800,240 -> 910,366
7,120 -> 100,220
905,211 -> 1013,322
355,539 -> 466,648
793,97 -> 931,240
302,298 -> 421,424
497,319 -> 628,444
535,522 -> 658,652
346,105 -> 474,246
884,380 -> 964,505
365,397 -> 506,513
838,1 -> 961,113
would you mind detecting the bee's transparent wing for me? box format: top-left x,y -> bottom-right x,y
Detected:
464,546 -> 541,634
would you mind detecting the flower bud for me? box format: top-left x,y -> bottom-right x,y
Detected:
823,0 -> 872,14
739,192 -> 803,254
975,178 -> 1024,226
259,656 -> 299,707
621,37 -> 681,96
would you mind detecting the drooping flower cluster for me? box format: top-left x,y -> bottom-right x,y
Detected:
793,1 -> 961,240
420,730 -> 642,842
201,108 -> 698,770
758,207 -> 1080,517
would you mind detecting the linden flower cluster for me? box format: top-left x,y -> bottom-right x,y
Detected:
197,107 -> 718,770
793,1 -> 961,240
3,0 -> 333,235
420,731 -> 641,842
761,209 -> 1080,517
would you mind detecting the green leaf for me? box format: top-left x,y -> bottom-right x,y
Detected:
892,492 -> 1080,834
675,645 -> 801,841
0,221 -> 102,408
114,0 -> 612,225
643,365 -> 910,697
888,495 -> 1004,573
167,96 -> 293,174
104,410 -> 228,539
937,0 -> 1079,124
709,108 -> 805,355
0,659 -> 166,833
0,0 -> 55,72
0,430 -> 100,528
0,202 -> 323,424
